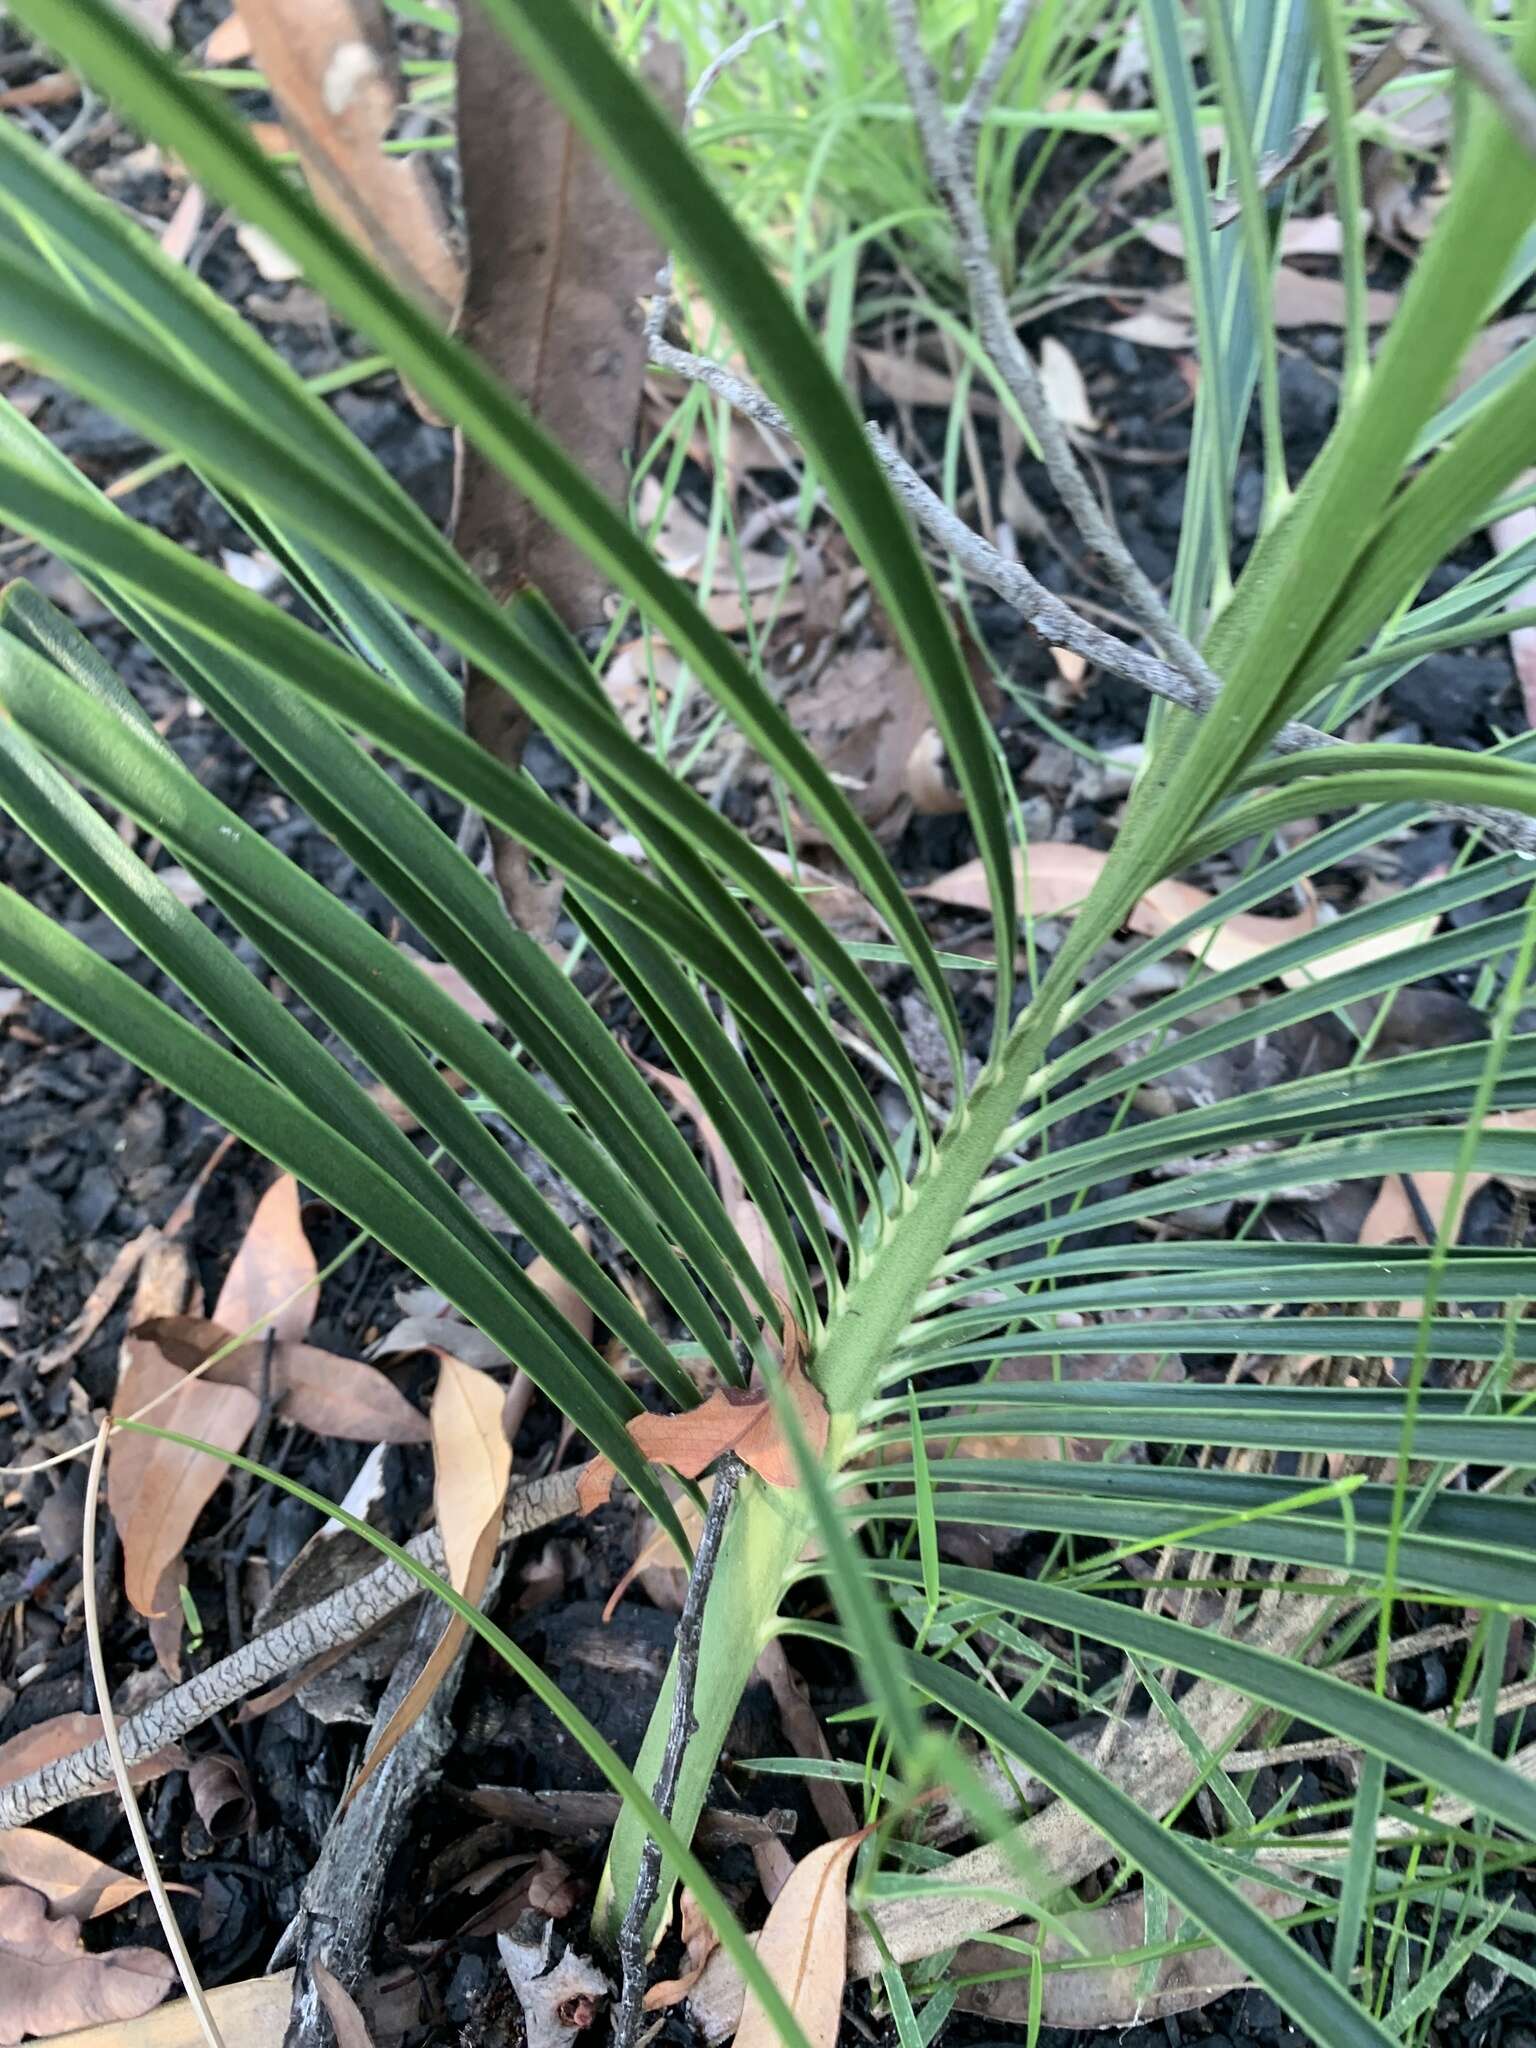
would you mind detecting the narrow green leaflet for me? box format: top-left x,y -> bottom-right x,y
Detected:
1,0 -> 973,1079
0,887 -> 686,1536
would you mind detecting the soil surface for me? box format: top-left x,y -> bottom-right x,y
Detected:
0,19 -> 1532,2048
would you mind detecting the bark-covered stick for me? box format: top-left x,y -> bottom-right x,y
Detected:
647,332 -> 1536,857
0,1465 -> 583,1832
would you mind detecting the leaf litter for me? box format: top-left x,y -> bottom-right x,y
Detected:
0,1882 -> 175,2043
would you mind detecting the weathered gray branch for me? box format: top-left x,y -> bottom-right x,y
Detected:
886,0 -> 1221,706
0,1465 -> 583,1832
647,333 -> 1536,857
954,0 -> 1036,176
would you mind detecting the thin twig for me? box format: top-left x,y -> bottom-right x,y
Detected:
83,1421 -> 226,2048
646,331 -> 1536,856
0,1463 -> 585,1832
886,0 -> 1221,704
645,19 -> 784,351
1404,0 -> 1536,158
612,1454 -> 744,2048
954,0 -> 1036,177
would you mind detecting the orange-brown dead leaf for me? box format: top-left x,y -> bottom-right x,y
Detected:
135,1314 -> 429,1445
1359,1111 -> 1536,1294
629,1048 -> 746,1210
790,646 -> 930,842
109,1338 -> 259,1620
212,1173 -> 316,1343
644,1892 -> 719,2011
579,1342 -> 828,1515
1152,267 -> 1397,331
524,1226 -> 595,1348
313,1962 -> 377,2048
914,842 -> 1437,988
734,1831 -> 869,2048
0,1829 -> 178,1921
347,1354 -> 511,1803
203,12 -> 253,61
230,0 -> 461,325
0,1715 -> 184,1800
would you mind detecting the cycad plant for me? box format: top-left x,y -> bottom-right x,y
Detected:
5,0 -> 1536,2040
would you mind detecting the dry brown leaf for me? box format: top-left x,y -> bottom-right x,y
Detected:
212,1173 -> 316,1343
1151,268 -> 1396,332
109,1338 -> 260,1620
855,347 -> 999,416
136,1315 -> 429,1445
38,1968 -> 296,2047
399,949 -> 501,1027
645,1892 -> 720,2011
1143,214 -> 1348,262
753,846 -> 879,930
1038,337 -> 1096,431
1453,318 -> 1536,401
187,1754 -> 254,1840
0,1831 -> 161,1921
1109,120 -> 1225,200
234,223 -> 301,282
752,1837 -> 797,1905
578,1346 -> 829,1514
636,478 -> 796,603
455,17 -> 677,941
159,184 -> 207,269
0,1716 -> 183,1801
790,647 -> 930,840
904,727 -> 966,817
230,0 -> 461,323
203,13 -> 253,62
755,1639 -> 859,1842
0,73 -> 80,110
347,1354 -> 511,1802
629,1049 -> 745,1210
1360,1110 -> 1536,1263
731,1202 -> 788,1304
0,1883 -> 175,2043
313,1963 -> 376,2048
525,1226 -> 595,1348
955,1884 -> 1295,2026
603,1483 -> 705,1620
1105,309 -> 1197,352
734,1832 -> 867,2048
913,841 -> 1434,989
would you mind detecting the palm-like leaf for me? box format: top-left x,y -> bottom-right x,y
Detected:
2,1 -> 1536,2039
